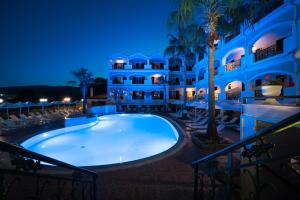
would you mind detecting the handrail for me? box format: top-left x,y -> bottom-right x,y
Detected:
0,140 -> 97,177
243,95 -> 300,104
243,95 -> 300,100
192,111 -> 300,166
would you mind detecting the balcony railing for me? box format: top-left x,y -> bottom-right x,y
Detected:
243,95 -> 300,106
113,63 -> 125,69
254,38 -> 283,62
226,93 -> 241,100
112,80 -> 124,84
152,96 -> 164,100
186,66 -> 193,71
192,112 -> 300,200
151,63 -> 164,69
169,96 -> 181,100
132,80 -> 144,84
169,65 -> 180,71
132,96 -> 144,100
0,140 -> 97,200
186,80 -> 194,85
169,81 -> 180,86
225,59 -> 241,72
132,63 -> 145,69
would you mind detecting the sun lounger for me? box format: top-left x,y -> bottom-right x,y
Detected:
223,117 -> 239,125
192,124 -> 225,134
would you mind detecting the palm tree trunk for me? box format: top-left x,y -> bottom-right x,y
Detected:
206,45 -> 219,140
163,84 -> 167,112
82,86 -> 87,114
182,58 -> 187,118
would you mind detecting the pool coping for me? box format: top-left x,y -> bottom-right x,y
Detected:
19,113 -> 187,173
86,114 -> 187,172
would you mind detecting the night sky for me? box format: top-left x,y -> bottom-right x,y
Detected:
0,0 -> 175,87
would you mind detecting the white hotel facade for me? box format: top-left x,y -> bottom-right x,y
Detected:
107,0 -> 300,136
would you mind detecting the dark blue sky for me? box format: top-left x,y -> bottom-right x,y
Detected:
0,0 -> 175,86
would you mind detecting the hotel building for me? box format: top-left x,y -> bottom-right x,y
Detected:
107,0 -> 300,136
107,53 -> 170,112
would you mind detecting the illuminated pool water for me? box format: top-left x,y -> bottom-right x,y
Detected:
21,114 -> 179,166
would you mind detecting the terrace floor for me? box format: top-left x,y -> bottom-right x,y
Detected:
0,114 -> 239,200
95,116 -> 239,200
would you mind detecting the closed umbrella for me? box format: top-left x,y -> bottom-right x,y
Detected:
15,102 -> 26,114
37,102 -> 50,112
50,101 -> 63,110
0,102 -> 15,115
24,101 -> 36,113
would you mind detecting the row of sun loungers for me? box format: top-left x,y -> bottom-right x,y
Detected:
177,108 -> 240,133
0,109 -> 81,131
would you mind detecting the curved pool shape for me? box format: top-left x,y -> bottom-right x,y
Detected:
21,114 -> 179,166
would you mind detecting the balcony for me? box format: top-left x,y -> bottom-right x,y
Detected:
186,79 -> 194,86
132,96 -> 144,100
151,63 -> 164,70
169,80 -> 180,86
169,96 -> 181,100
112,63 -> 126,69
132,63 -> 145,69
186,66 -> 193,72
112,80 -> 124,84
226,93 -> 241,101
225,59 -> 241,72
131,77 -> 145,84
132,80 -> 144,84
151,91 -> 164,100
169,65 -> 180,71
254,39 -> 283,62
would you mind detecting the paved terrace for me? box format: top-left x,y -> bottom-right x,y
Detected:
0,114 -> 239,200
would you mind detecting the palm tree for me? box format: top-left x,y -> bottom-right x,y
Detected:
110,88 -> 127,112
172,0 -> 259,140
68,68 -> 94,114
157,75 -> 168,112
164,23 -> 206,117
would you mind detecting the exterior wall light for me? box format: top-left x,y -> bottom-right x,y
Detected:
40,98 -> 48,103
63,97 -> 71,102
0,98 -> 3,103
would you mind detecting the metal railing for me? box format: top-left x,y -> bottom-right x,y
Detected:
0,141 -> 98,200
225,59 -> 241,72
254,38 -> 283,62
192,112 -> 300,200
243,95 -> 300,106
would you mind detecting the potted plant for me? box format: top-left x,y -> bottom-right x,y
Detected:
261,79 -> 283,97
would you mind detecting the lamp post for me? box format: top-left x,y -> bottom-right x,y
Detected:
63,97 -> 71,110
39,98 -> 48,112
0,98 -> 3,104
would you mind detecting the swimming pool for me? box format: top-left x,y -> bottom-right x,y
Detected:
21,114 -> 179,166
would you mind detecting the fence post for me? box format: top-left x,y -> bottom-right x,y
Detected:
226,153 -> 233,200
194,165 -> 199,200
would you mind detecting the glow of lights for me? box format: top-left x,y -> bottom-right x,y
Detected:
81,99 -> 83,102
186,88 -> 195,92
42,133 -> 49,137
295,49 -> 300,59
152,74 -> 162,78
39,98 -> 48,103
0,98 -> 3,103
214,39 -> 220,44
115,59 -> 125,64
63,97 -> 71,102
252,45 -> 257,53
